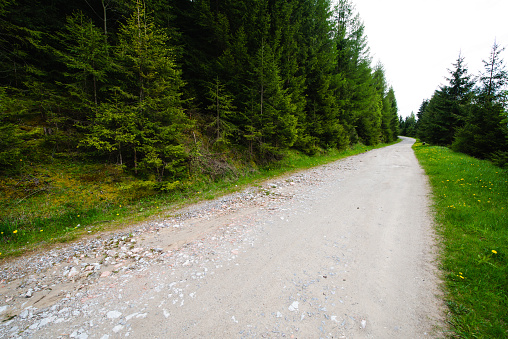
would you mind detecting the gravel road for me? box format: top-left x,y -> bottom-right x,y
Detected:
0,137 -> 444,338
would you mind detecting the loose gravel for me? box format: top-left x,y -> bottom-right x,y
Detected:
0,158 -> 356,338
0,139 -> 444,338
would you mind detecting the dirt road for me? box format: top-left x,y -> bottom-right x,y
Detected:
0,137 -> 444,338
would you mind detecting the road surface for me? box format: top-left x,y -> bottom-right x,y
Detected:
0,137 -> 444,338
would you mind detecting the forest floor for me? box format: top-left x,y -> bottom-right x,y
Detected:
0,137 -> 445,338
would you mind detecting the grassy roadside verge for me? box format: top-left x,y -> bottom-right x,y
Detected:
0,140 -> 399,258
413,141 -> 508,338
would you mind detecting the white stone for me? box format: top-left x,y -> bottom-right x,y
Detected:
112,325 -> 124,333
39,316 -> 55,327
29,321 -> 40,330
100,271 -> 111,278
0,305 -> 8,314
71,331 -> 88,339
68,267 -> 79,278
125,313 -> 138,321
58,307 -> 70,314
288,301 -> 299,312
107,310 -> 122,319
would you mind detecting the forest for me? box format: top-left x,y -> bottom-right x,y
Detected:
0,0 -> 399,183
399,45 -> 508,167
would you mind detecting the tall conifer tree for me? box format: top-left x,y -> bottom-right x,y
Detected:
82,0 -> 189,179
453,42 -> 508,160
418,54 -> 474,145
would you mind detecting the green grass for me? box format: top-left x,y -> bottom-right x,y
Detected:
0,141 -> 399,258
413,141 -> 508,338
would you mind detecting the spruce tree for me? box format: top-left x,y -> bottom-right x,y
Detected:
386,87 -> 399,141
82,0 -> 190,180
247,38 -> 297,154
373,64 -> 393,142
418,54 -> 474,145
302,0 -> 348,150
271,0 -> 308,151
415,99 -> 429,139
400,112 -> 417,137
453,42 -> 508,161
478,42 -> 507,103
205,77 -> 237,149
56,12 -> 111,118
333,0 -> 379,145
0,88 -> 23,174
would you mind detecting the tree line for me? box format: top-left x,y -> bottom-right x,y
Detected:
400,43 -> 508,167
0,0 -> 399,181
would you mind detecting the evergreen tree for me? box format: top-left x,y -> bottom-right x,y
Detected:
82,0 -> 190,179
56,11 -> 111,118
333,0 -> 379,145
418,54 -> 474,145
301,0 -> 348,150
478,42 -> 507,103
271,0 -> 309,151
205,77 -> 237,149
0,88 -> 23,174
453,42 -> 508,162
0,0 -> 402,178
417,89 -> 451,144
399,112 -> 417,137
247,38 -> 297,155
373,64 -> 396,142
415,99 -> 429,139
386,87 -> 399,141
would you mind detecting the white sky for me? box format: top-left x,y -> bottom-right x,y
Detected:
348,0 -> 508,117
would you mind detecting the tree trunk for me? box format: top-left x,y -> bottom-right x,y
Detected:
101,0 -> 108,45
119,143 -> 123,165
134,147 -> 138,174
216,78 -> 220,141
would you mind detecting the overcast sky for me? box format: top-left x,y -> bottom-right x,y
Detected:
347,0 -> 508,118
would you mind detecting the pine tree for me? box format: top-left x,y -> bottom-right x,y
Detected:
399,112 -> 416,137
82,0 -> 190,180
302,0 -> 348,150
478,42 -> 507,103
418,89 -> 451,144
333,0 -> 379,145
56,11 -> 111,117
385,87 -> 399,141
453,42 -> 508,162
418,54 -> 474,145
373,64 -> 393,142
271,0 -> 309,151
415,99 -> 429,139
0,88 -> 23,174
247,38 -> 297,155
205,77 -> 237,149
